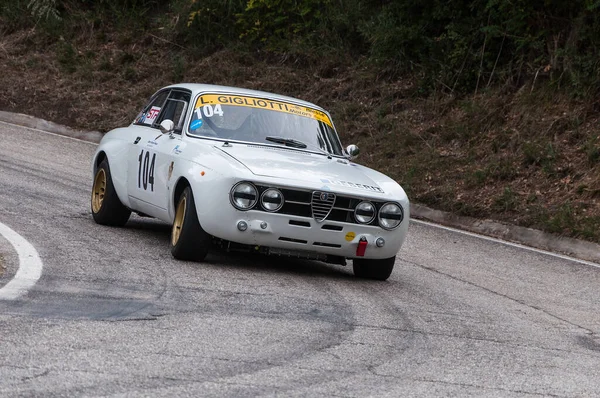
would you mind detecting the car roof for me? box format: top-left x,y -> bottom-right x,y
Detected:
164,83 -> 326,112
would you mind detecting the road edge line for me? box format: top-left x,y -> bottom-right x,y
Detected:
411,204 -> 600,265
411,219 -> 600,269
0,222 -> 43,300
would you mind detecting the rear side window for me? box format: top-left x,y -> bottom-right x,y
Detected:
157,91 -> 191,134
134,89 -> 191,133
134,90 -> 169,127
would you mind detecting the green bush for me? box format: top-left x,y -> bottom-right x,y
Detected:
235,0 -> 370,54
0,0 -> 36,31
359,0 -> 600,94
173,0 -> 245,52
3,0 -> 600,95
237,0 -> 326,48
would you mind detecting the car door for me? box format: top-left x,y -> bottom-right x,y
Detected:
127,88 -> 191,219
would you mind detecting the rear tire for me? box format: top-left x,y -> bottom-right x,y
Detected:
91,159 -> 131,226
353,256 -> 396,281
170,186 -> 210,261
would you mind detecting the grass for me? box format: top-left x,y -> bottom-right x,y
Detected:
528,202 -> 600,241
57,41 -> 78,74
493,187 -> 519,213
522,140 -> 559,175
585,135 -> 600,165
466,160 -> 518,187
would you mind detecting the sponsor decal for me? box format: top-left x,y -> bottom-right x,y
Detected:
173,145 -> 182,155
190,119 -> 203,130
194,94 -> 333,127
345,232 -> 356,242
143,106 -> 161,125
147,140 -> 158,146
321,178 -> 383,193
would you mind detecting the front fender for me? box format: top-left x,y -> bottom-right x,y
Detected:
92,128 -> 132,209
167,145 -> 257,222
168,159 -> 231,223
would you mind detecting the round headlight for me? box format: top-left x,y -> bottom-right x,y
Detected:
378,203 -> 404,230
261,188 -> 284,212
354,201 -> 376,224
230,182 -> 258,210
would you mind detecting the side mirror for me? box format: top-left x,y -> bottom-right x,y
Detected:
159,119 -> 175,135
345,144 -> 360,159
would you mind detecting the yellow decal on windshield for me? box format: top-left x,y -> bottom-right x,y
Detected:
195,94 -> 333,128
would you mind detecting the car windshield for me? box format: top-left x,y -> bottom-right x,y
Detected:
187,93 -> 344,156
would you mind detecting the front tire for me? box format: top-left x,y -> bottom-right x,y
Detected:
171,186 -> 210,261
353,256 -> 396,281
91,159 -> 131,226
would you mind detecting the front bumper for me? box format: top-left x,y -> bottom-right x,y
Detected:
200,209 -> 408,260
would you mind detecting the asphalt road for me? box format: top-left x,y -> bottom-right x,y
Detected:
1,122 -> 599,397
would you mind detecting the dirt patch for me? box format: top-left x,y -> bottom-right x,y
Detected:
1,27 -> 599,243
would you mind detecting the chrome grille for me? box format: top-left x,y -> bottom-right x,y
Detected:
254,184 -> 385,225
311,191 -> 336,222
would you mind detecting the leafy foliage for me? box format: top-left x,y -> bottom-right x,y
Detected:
183,0 -> 245,52
236,0 -> 329,49
3,0 -> 600,94
27,0 -> 60,21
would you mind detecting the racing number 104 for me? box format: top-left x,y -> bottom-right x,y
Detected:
138,149 -> 156,191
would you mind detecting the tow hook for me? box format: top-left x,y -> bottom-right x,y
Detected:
356,236 -> 368,257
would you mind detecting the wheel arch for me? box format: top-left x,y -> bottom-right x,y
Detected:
94,151 -> 107,171
173,177 -> 190,214
92,146 -> 131,210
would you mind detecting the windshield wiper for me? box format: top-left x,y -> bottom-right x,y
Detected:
265,136 -> 307,148
265,136 -> 333,159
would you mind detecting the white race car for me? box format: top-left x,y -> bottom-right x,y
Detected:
91,84 -> 409,280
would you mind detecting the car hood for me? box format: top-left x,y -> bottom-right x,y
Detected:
215,144 -> 387,194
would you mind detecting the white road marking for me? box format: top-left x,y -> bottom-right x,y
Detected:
0,222 -> 43,300
411,219 -> 600,269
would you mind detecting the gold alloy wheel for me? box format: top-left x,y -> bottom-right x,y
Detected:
172,196 -> 186,246
91,169 -> 107,214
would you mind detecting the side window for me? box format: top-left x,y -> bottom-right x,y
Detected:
134,90 -> 169,127
156,90 -> 191,134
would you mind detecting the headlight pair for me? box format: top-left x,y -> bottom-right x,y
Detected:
231,182 -> 403,230
230,182 -> 283,212
354,201 -> 403,230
